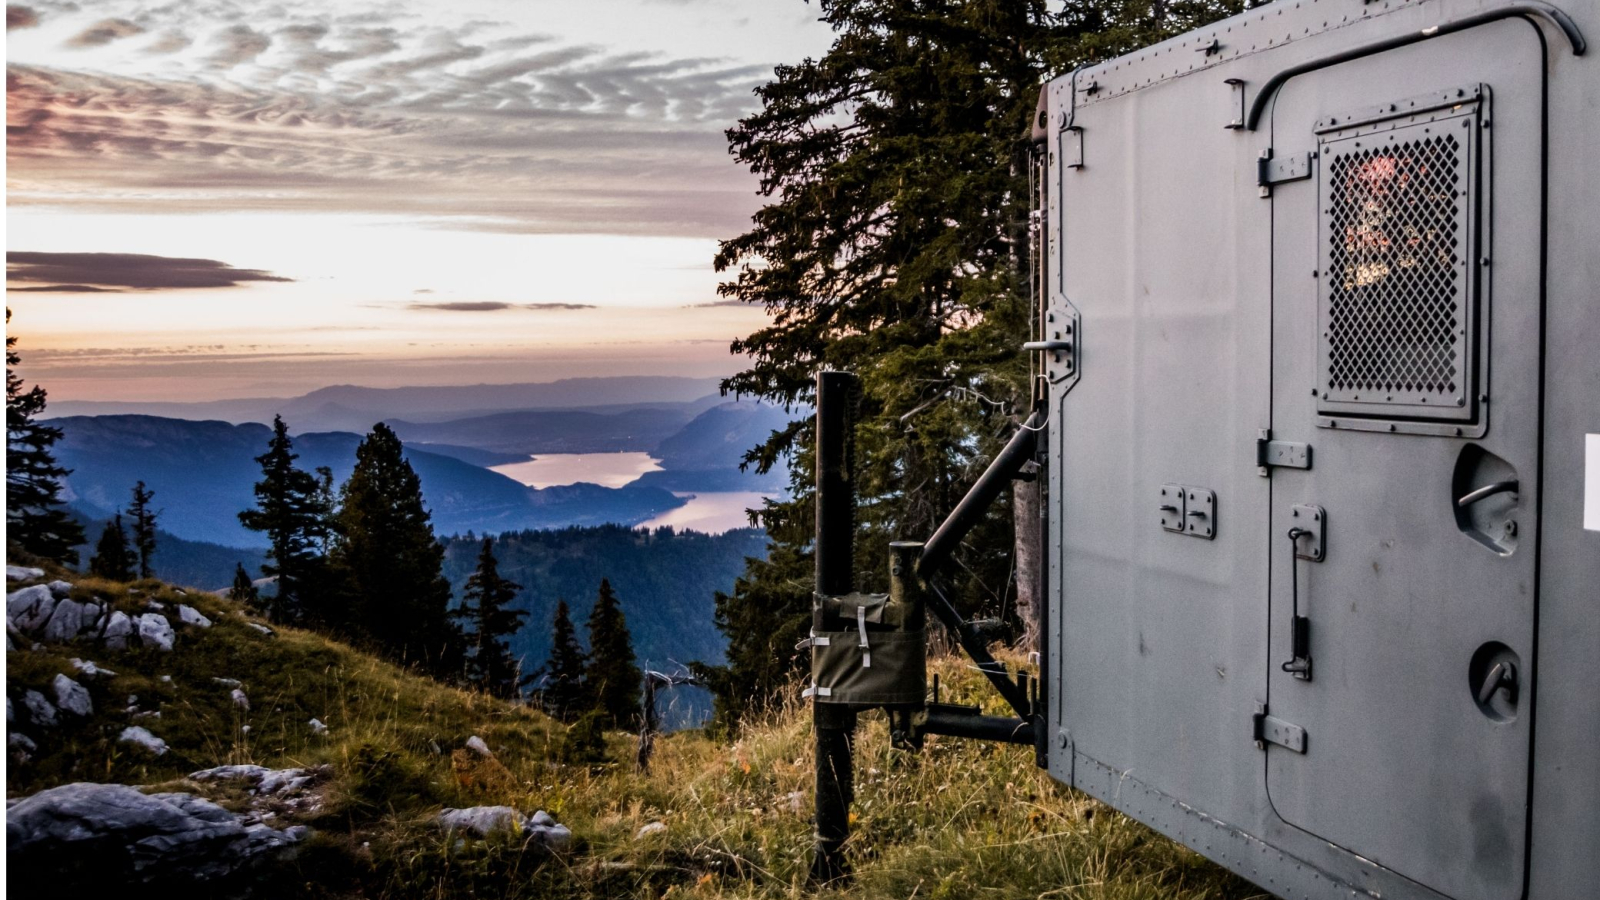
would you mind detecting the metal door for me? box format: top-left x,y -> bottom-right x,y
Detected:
1266,21 -> 1544,900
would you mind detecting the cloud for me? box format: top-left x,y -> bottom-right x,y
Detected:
4,4 -> 777,237
7,5 -> 39,29
6,252 -> 293,290
206,24 -> 271,67
406,301 -> 598,312
66,18 -> 144,48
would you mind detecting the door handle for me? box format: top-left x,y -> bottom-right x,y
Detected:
1457,479 -> 1518,509
1022,340 -> 1073,352
1476,660 -> 1518,706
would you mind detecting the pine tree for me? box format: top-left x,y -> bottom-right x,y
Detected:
584,578 -> 642,730
229,563 -> 260,607
538,599 -> 589,721
332,422 -> 458,672
239,416 -> 333,623
128,480 -> 158,579
703,0 -> 1244,729
451,538 -> 529,698
6,309 -> 85,564
88,514 -> 137,582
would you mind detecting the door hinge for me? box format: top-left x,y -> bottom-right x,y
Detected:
1256,430 -> 1311,476
1256,149 -> 1313,197
1253,706 -> 1307,753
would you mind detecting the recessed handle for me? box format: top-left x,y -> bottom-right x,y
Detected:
1476,660 -> 1518,705
1457,479 -> 1519,509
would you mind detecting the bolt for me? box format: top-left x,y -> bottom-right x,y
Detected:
1505,520 -> 1518,537
1058,730 -> 1071,749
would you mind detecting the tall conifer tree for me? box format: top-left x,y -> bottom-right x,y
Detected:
88,514 -> 137,582
332,423 -> 458,671
585,578 -> 642,730
128,481 -> 158,579
229,562 -> 261,607
703,0 -> 1244,730
6,309 -> 85,564
452,538 -> 529,698
239,416 -> 333,623
538,599 -> 588,721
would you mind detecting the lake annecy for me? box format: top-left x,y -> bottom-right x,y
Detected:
489,453 -> 770,534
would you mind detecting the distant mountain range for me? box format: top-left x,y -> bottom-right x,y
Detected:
53,415 -> 686,549
44,376 -> 724,433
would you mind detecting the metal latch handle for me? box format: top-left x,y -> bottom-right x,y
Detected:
1476,660 -> 1518,705
1457,479 -> 1519,508
1022,340 -> 1073,352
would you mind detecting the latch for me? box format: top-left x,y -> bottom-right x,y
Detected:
1256,149 -> 1313,197
1256,429 -> 1311,476
1254,705 -> 1307,753
1063,127 -> 1084,169
1159,484 -> 1216,539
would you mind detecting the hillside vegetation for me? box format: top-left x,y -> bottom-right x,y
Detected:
7,566 -> 1258,900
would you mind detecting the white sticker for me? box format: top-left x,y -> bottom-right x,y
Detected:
1587,434 -> 1600,532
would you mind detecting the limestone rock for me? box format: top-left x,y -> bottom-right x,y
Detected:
8,586 -> 56,633
136,613 -> 174,651
177,605 -> 212,628
46,580 -> 73,598
102,612 -> 134,651
23,690 -> 57,727
70,658 -> 116,679
246,623 -> 274,637
435,806 -> 569,847
635,821 -> 667,839
41,599 -> 93,643
7,566 -> 45,582
118,726 -> 168,755
9,732 -> 37,758
231,689 -> 250,711
5,782 -> 308,887
308,718 -> 327,735
52,675 -> 92,717
212,677 -> 242,688
465,735 -> 493,758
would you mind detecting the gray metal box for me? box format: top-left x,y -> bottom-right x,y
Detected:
1039,1 -> 1599,897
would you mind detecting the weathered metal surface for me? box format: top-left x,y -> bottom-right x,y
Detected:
1041,0 -> 1599,897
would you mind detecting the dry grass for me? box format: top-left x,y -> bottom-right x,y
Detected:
6,568 -> 1263,899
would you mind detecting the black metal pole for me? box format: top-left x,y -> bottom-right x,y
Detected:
811,370 -> 857,886
917,409 -> 1045,582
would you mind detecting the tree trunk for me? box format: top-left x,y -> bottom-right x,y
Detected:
1012,466 -> 1042,654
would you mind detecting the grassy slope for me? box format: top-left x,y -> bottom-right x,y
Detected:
6,568 -> 1261,900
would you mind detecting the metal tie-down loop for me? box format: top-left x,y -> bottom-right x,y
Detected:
856,606 -> 871,668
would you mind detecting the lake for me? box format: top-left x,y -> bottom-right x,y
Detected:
489,452 -> 770,534
490,451 -> 661,489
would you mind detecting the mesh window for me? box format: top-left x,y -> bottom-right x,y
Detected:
1324,134 -> 1464,405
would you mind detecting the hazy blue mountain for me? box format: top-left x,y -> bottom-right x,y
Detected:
52,415 -> 685,549
387,407 -> 699,455
631,401 -> 798,492
44,376 -> 723,432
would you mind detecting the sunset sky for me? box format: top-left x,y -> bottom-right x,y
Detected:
5,0 -> 834,400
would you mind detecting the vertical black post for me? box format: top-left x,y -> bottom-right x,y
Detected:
811,370 -> 857,885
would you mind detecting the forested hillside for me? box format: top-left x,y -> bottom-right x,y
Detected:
440,525 -> 768,672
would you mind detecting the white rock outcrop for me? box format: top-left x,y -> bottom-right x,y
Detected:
41,599 -> 96,643
435,806 -> 571,847
7,565 -> 45,582
8,585 -> 57,632
70,658 -> 115,678
634,821 -> 667,839
136,613 -> 175,652
246,623 -> 274,637
46,580 -> 74,598
118,726 -> 168,755
102,611 -> 134,650
308,718 -> 328,735
6,782 -> 308,885
177,605 -> 212,628
22,690 -> 57,727
465,735 -> 493,758
230,689 -> 250,711
52,674 -> 92,717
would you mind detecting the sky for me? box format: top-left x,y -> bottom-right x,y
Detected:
5,0 -> 836,401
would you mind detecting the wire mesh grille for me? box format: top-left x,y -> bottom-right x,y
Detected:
1325,134 -> 1463,401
